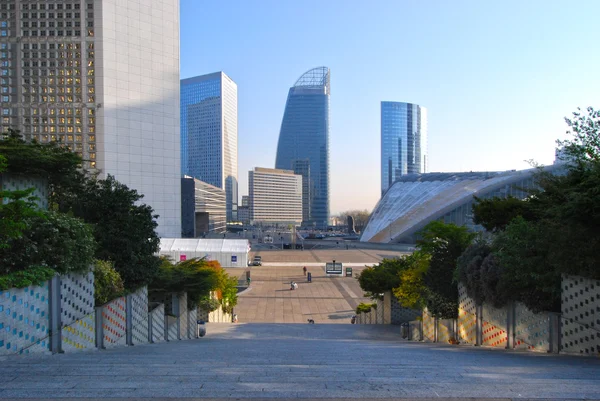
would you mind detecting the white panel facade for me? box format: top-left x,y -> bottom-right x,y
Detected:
95,0 -> 181,237
249,167 -> 302,224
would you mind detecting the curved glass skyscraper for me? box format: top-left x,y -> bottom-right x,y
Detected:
381,101 -> 428,195
275,67 -> 330,228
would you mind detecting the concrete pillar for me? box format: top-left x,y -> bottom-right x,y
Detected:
48,275 -> 62,354
95,306 -> 104,349
172,293 -> 181,340
434,318 -> 439,343
126,294 -> 133,346
148,312 -> 153,343
506,302 -> 516,349
164,314 -> 169,341
549,312 -> 561,354
478,305 -> 484,346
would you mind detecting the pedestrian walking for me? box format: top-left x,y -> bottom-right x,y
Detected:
303,266 -> 307,276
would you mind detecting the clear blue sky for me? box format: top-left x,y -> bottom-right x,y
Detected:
180,0 -> 600,215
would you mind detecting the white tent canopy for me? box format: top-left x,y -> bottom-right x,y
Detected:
159,238 -> 250,268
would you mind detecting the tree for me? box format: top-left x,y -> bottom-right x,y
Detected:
58,175 -> 161,290
357,257 -> 405,295
491,217 -> 561,313
0,154 -> 44,249
557,106 -> 600,165
455,241 -> 491,305
392,252 -> 429,309
416,221 -> 475,318
472,196 -> 537,232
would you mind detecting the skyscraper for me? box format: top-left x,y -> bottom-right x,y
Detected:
0,0 -> 181,237
180,72 -> 238,221
275,67 -> 330,228
381,101 -> 428,195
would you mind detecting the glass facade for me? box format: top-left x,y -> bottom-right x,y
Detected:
0,0 -> 97,168
181,72 -> 238,221
275,67 -> 330,228
381,101 -> 428,195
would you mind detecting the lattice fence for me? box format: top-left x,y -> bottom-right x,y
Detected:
437,319 -> 455,343
390,294 -> 421,325
409,320 -> 421,341
167,315 -> 178,341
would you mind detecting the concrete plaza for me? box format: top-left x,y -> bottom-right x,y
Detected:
225,249 -> 405,324
1,323 -> 599,399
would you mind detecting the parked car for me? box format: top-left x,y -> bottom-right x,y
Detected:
252,256 -> 262,266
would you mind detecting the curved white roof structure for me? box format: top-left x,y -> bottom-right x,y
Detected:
361,166 -> 561,243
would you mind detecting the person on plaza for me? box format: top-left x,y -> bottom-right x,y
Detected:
303,266 -> 307,276
232,314 -> 238,323
247,277 -> 251,286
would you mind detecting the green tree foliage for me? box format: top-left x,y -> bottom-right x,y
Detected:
0,129 -> 84,208
491,217 -> 561,312
478,253 -> 509,309
0,266 -> 56,291
93,260 -> 125,306
472,196 -> 538,232
58,175 -> 161,290
455,241 -> 491,305
416,221 -> 475,318
0,154 -> 45,249
392,252 -> 429,309
357,257 -> 404,295
557,106 -> 600,165
356,302 -> 375,314
150,258 -> 238,311
0,210 -> 95,275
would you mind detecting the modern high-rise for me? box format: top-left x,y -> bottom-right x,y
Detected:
275,67 -> 330,228
381,101 -> 428,195
0,0 -> 181,237
180,72 -> 238,222
249,167 -> 302,225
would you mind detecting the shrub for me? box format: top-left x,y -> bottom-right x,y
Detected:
93,260 -> 125,306
0,266 -> 55,290
356,303 -> 375,314
198,297 -> 220,313
0,210 -> 96,275
455,242 -> 490,305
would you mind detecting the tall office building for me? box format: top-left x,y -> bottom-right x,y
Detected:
275,67 -> 330,228
249,167 -> 302,225
181,72 -> 238,222
0,0 -> 181,237
381,101 -> 428,195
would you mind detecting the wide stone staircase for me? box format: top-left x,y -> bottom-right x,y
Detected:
1,323 -> 599,399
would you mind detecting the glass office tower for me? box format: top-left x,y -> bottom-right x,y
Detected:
275,67 -> 330,228
381,101 -> 428,195
181,72 -> 238,221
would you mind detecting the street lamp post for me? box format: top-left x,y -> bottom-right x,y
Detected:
388,219 -> 392,242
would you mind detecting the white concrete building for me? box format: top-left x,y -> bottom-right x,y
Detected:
249,167 -> 302,224
0,0 -> 181,237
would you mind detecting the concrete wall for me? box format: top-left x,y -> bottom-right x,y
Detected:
149,303 -> 165,343
561,275 -> 600,355
101,297 -> 127,348
0,282 -> 51,355
60,272 -> 96,352
129,287 -> 149,345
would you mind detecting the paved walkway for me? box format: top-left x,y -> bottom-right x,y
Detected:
228,265 -> 369,323
1,323 -> 599,399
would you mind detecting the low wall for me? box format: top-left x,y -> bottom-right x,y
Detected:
561,275 -> 600,355
0,282 -> 51,355
149,303 -> 165,343
2,271 -> 199,356
61,272 -> 96,352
